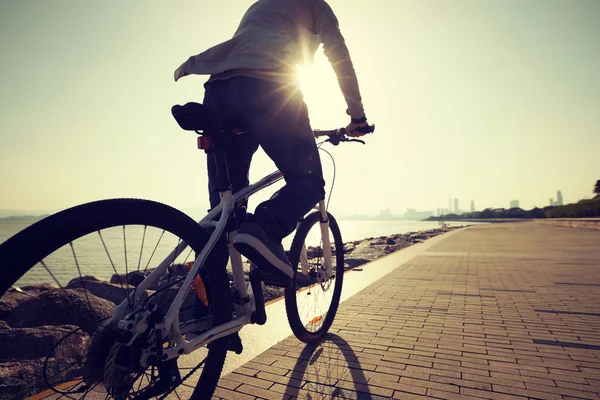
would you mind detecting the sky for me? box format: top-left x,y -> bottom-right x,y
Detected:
1,0 -> 598,218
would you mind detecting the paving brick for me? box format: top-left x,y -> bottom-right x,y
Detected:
218,223 -> 600,400
213,386 -> 255,400
236,383 -> 287,399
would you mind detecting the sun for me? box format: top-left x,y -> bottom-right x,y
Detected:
297,54 -> 345,127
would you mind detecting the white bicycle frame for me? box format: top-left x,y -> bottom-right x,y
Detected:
113,169 -> 334,363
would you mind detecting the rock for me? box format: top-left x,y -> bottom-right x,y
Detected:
0,321 -> 9,330
168,264 -> 190,278
384,244 -> 406,254
263,286 -> 285,304
0,358 -> 84,400
20,283 -> 58,292
0,324 -> 88,362
0,325 -> 89,399
343,244 -> 355,254
66,278 -> 136,306
345,258 -> 370,269
110,270 -> 150,287
0,359 -> 45,399
6,288 -> 114,334
385,238 -> 395,245
0,291 -> 33,321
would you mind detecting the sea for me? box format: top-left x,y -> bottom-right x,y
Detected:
0,218 -> 476,287
0,219 -> 472,247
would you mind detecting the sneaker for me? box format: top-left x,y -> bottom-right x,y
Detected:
233,221 -> 294,282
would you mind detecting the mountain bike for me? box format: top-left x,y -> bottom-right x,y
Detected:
0,102 -> 374,399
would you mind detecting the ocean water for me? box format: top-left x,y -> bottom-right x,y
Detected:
0,218 -> 471,247
0,218 -> 475,287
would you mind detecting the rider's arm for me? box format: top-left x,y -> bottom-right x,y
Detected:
311,0 -> 366,122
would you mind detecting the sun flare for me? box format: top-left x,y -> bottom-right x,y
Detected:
297,54 -> 345,127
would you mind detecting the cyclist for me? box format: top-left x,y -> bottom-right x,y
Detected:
175,0 -> 369,283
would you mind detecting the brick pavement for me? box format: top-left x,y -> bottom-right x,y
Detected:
214,222 -> 600,399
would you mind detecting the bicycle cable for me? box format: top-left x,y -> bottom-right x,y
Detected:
317,144 -> 336,213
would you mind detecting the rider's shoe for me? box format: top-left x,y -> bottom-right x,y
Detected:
233,220 -> 294,284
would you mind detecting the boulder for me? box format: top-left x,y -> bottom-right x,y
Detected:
110,270 -> 150,287
6,288 -> 114,334
20,283 -> 58,292
343,243 -> 356,254
0,325 -> 89,400
0,324 -> 88,362
66,277 -> 136,306
0,291 -> 34,321
0,358 -> 84,400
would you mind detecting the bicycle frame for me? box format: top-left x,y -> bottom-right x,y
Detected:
113,168 -> 334,363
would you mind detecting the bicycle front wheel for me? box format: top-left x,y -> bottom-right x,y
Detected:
284,211 -> 344,343
0,199 -> 230,400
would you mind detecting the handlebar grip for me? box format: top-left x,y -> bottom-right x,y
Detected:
356,124 -> 375,134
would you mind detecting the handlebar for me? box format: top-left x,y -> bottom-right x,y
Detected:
313,124 -> 375,146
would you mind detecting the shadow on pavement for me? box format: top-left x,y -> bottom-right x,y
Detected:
283,333 -> 377,399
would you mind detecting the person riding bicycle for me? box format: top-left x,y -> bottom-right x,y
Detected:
175,0 -> 369,282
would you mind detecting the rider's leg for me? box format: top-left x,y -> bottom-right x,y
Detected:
191,82 -> 259,315
234,78 -> 326,239
229,77 -> 325,278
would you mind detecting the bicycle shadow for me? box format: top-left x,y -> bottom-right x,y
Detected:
282,333 -> 375,399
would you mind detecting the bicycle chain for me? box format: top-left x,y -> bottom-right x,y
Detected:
156,358 -> 206,400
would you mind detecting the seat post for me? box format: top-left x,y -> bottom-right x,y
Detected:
210,146 -> 232,195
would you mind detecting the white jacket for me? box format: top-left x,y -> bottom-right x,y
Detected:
174,0 -> 365,119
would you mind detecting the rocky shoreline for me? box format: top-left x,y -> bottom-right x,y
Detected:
0,225 -> 461,398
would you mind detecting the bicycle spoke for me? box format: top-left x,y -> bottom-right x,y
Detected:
123,225 -> 129,282
40,260 -> 65,289
142,230 -> 165,274
137,226 -> 147,273
69,242 -> 92,314
78,379 -> 103,399
98,230 -> 128,300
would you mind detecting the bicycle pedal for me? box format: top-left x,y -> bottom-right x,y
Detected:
227,333 -> 243,354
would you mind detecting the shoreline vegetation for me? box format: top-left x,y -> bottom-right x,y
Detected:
0,225 -> 462,397
427,197 -> 600,221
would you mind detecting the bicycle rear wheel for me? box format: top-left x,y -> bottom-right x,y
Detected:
284,211 -> 344,343
0,199 -> 230,399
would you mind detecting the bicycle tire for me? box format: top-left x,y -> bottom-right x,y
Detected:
0,198 -> 230,400
284,211 -> 344,343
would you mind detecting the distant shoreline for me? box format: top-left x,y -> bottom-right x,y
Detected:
0,215 -> 47,222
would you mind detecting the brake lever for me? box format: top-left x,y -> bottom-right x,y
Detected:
327,136 -> 341,146
345,138 -> 365,145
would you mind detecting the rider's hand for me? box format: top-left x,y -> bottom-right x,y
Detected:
346,120 -> 369,137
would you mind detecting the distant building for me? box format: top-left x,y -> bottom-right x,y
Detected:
454,199 -> 459,214
404,208 -> 434,220
470,201 -> 475,212
556,190 -> 563,206
510,200 -> 520,208
549,191 -> 564,207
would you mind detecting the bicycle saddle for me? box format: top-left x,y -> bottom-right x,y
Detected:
171,102 -> 219,134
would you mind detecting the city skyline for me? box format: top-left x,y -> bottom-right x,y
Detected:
0,187 -> 579,220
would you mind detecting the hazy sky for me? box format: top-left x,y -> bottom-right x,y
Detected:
1,0 -> 598,218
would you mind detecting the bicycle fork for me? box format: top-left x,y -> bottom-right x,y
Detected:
300,200 -> 334,279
